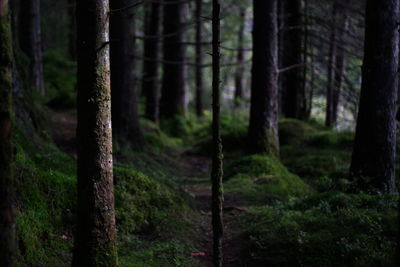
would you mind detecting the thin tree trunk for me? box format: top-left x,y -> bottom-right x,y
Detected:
301,0 -> 311,119
195,0 -> 204,116
248,0 -> 279,156
110,0 -> 143,150
211,1 -> 223,266
331,15 -> 350,126
67,0 -> 76,60
143,0 -> 161,122
0,2 -> 16,265
73,0 -> 118,265
160,0 -> 187,119
234,6 -> 246,107
19,0 -> 45,94
349,0 -> 399,193
281,0 -> 303,119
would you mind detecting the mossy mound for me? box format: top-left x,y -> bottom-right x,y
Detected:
114,167 -> 185,235
278,118 -> 317,145
242,192 -> 397,267
224,155 -> 313,202
190,113 -> 247,156
13,129 -> 76,266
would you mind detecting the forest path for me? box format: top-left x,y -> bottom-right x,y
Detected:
179,154 -> 247,267
47,108 -> 248,266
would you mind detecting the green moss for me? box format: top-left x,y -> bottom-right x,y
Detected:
278,118 -> 317,145
13,129 -> 76,266
43,50 -> 77,109
224,155 -> 313,202
242,193 -> 397,266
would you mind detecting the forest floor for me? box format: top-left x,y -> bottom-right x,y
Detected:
179,154 -> 246,267
48,108 -> 248,267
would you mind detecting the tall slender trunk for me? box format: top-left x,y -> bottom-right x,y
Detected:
331,15 -> 350,126
0,2 -> 16,266
349,0 -> 399,193
110,0 -> 143,150
234,6 -> 246,107
211,2 -> 223,266
19,0 -> 45,94
67,0 -> 76,60
73,0 -> 118,265
301,0 -> 311,119
281,0 -> 303,119
160,0 -> 187,119
143,1 -> 161,122
195,0 -> 204,117
248,0 -> 279,156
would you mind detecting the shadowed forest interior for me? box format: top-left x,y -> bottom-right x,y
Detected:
1,0 -> 400,266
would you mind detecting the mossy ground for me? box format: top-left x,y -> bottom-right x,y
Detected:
13,116 -> 200,266
13,98 -> 399,267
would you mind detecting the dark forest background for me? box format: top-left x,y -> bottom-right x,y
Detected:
1,0 -> 399,266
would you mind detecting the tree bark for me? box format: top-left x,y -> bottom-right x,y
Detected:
143,0 -> 161,122
234,6 -> 246,107
67,0 -> 76,60
349,0 -> 399,193
211,2 -> 223,266
110,0 -> 143,150
195,0 -> 204,116
0,2 -> 16,265
73,0 -> 118,265
19,0 -> 45,94
281,0 -> 304,119
160,0 -> 187,119
325,1 -> 350,128
248,0 -> 279,156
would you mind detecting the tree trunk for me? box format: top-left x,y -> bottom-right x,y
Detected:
331,15 -> 350,126
349,0 -> 399,193
248,0 -> 279,156
234,6 -> 246,107
325,1 -> 350,127
67,0 -> 76,60
110,0 -> 143,150
72,0 -> 118,265
211,2 -> 223,266
160,0 -> 187,119
281,0 -> 304,119
195,0 -> 204,116
0,2 -> 16,266
143,0 -> 161,122
19,0 -> 45,94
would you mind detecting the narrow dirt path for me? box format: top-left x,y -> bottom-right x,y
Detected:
179,154 -> 247,267
47,108 -> 248,266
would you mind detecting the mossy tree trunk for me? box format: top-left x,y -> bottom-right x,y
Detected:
211,1 -> 223,266
281,0 -> 304,119
0,2 -> 16,266
248,0 -> 279,156
325,1 -> 350,128
143,0 -> 161,122
73,0 -> 118,265
110,0 -> 144,150
19,0 -> 45,94
159,0 -> 187,120
195,0 -> 204,117
349,0 -> 399,193
234,6 -> 246,107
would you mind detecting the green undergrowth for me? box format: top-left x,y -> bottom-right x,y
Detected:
279,119 -> 354,192
224,154 -> 313,203
13,123 -> 197,266
43,50 -> 77,109
189,111 -> 248,156
242,192 -> 398,267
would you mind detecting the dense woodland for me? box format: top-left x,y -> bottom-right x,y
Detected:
1,0 -> 400,266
